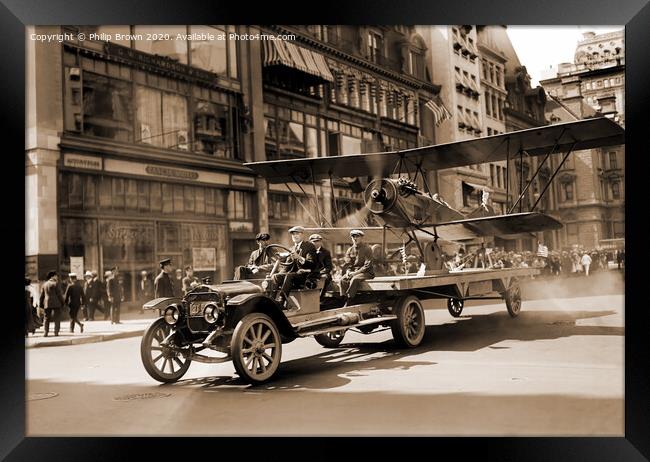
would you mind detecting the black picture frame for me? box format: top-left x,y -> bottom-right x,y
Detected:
5,0 -> 648,460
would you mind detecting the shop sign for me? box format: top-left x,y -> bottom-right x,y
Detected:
100,222 -> 152,244
231,175 -> 256,188
229,221 -> 254,232
145,165 -> 199,180
70,256 -> 84,277
64,153 -> 102,171
192,247 -> 217,271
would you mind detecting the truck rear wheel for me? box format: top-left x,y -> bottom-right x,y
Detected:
231,312 -> 282,384
391,295 -> 426,348
447,298 -> 464,317
505,279 -> 522,318
314,330 -> 346,348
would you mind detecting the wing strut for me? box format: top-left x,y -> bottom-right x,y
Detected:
283,179 -> 321,227
508,127 -> 567,214
505,136 -> 511,212
531,140 -> 578,212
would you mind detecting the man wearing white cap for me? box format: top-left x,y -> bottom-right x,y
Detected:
271,226 -> 318,306
64,273 -> 86,333
339,229 -> 375,303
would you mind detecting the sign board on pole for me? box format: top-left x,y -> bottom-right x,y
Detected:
70,256 -> 84,277
192,248 -> 217,271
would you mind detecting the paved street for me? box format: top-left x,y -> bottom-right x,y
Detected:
26,287 -> 624,436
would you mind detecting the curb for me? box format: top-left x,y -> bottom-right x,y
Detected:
26,329 -> 145,348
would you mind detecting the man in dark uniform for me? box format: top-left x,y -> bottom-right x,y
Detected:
64,273 -> 86,333
39,270 -> 65,337
309,233 -> 333,298
271,226 -> 318,307
154,258 -> 176,298
234,233 -> 275,280
106,267 -> 124,325
339,229 -> 375,304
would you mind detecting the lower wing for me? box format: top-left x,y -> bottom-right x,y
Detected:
423,212 -> 563,241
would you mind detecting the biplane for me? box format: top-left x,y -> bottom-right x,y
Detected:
139,117 -> 624,384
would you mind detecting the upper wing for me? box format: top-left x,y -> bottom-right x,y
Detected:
245,117 -> 624,183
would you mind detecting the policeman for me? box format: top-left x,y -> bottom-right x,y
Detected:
309,233 -> 333,298
339,229 -> 375,303
154,258 -> 176,298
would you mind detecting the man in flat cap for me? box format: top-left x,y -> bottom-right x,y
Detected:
106,266 -> 124,325
339,229 -> 375,304
39,270 -> 65,337
309,233 -> 333,298
233,233 -> 276,280
64,273 -> 86,333
154,258 -> 176,299
271,226 -> 318,307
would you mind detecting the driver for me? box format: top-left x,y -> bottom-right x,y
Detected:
233,233 -> 275,280
271,226 -> 317,307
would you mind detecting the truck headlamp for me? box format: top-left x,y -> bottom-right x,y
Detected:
203,304 -> 219,323
164,306 -> 180,325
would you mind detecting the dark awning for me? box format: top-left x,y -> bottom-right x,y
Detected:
262,40 -> 334,83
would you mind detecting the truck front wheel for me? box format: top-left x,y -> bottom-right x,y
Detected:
231,312 -> 282,384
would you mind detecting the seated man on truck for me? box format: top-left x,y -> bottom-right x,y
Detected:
271,226 -> 318,307
339,229 -> 375,304
233,233 -> 276,280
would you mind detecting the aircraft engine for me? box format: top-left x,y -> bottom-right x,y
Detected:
364,178 -> 464,228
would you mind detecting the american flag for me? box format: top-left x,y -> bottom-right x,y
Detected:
425,98 -> 452,126
537,244 -> 549,258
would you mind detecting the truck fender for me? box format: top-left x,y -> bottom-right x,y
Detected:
226,294 -> 297,341
142,297 -> 182,311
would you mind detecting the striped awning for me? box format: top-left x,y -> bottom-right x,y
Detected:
262,40 -> 334,82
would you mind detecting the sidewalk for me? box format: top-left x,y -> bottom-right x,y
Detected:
25,310 -> 159,349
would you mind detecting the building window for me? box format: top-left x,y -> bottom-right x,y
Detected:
609,151 -> 618,169
134,26 -> 189,64
135,85 -> 189,150
81,72 -> 134,142
193,99 -> 238,158
562,182 -> 574,201
264,105 -> 320,160
228,190 -> 254,220
409,50 -> 425,79
566,223 -> 579,244
611,181 -> 621,199
368,31 -> 383,63
189,25 -> 228,76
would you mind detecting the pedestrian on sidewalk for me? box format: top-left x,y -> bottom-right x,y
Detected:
83,270 -> 98,321
182,265 -> 199,295
101,270 -> 111,320
174,268 -> 183,297
106,267 -> 124,325
25,277 -> 39,336
138,270 -> 153,314
39,271 -> 65,337
64,273 -> 86,333
581,252 -> 592,277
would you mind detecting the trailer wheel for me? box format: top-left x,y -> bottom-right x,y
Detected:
391,295 -> 426,348
231,313 -> 282,384
505,279 -> 522,317
447,298 -> 464,317
314,330 -> 346,348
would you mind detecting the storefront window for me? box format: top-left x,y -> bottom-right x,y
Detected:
134,26 -> 188,64
112,178 -> 125,210
59,218 -> 99,276
189,25 -> 227,75
82,72 -> 133,141
125,179 -> 138,210
181,223 -> 228,283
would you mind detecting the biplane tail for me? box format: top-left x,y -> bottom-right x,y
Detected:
428,212 -> 563,241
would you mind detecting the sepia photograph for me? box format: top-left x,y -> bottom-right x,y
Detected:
22,21 -> 631,440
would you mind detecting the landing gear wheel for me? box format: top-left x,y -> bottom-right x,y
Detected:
447,298 -> 464,317
391,295 -> 426,348
505,279 -> 522,318
140,318 -> 192,383
231,313 -> 282,384
314,330 -> 346,348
